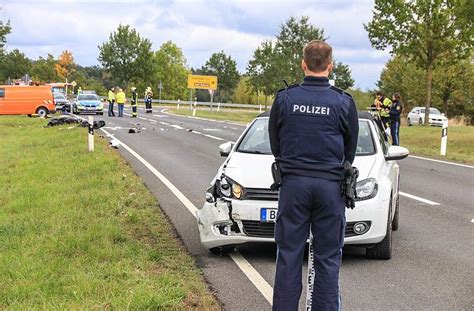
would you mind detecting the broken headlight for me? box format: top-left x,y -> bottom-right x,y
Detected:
216,174 -> 244,200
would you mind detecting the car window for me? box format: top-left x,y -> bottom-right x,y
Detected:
54,94 -> 65,99
237,118 -> 272,154
430,108 -> 441,115
0,88 -> 4,98
77,95 -> 99,101
357,121 -> 375,155
237,118 -> 376,156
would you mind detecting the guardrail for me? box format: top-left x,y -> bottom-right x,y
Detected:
99,97 -> 268,110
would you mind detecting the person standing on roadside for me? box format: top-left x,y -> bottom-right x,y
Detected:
108,87 -> 116,117
144,87 -> 153,113
390,92 -> 403,145
115,88 -> 126,117
269,40 -> 358,311
375,91 -> 392,129
131,87 -> 138,118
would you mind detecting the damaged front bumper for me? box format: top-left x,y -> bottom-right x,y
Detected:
197,198 -> 277,250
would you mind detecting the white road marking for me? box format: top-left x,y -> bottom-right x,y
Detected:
400,192 -> 440,205
171,125 -> 185,130
204,134 -> 225,141
203,128 -> 220,132
100,129 -> 273,305
191,130 -> 202,134
153,114 -> 168,118
160,121 -> 170,125
139,117 -> 147,120
409,155 -> 474,169
162,110 -> 246,127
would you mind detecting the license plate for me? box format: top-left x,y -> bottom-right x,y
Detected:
260,208 -> 277,222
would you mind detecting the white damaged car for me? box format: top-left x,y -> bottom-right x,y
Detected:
197,112 -> 409,259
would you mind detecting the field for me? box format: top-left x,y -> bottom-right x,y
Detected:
0,116 -> 219,309
167,108 -> 474,163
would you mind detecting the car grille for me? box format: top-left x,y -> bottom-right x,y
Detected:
244,188 -> 279,201
241,221 -> 371,238
242,220 -> 275,238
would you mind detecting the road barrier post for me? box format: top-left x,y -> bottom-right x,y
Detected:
259,104 -> 262,113
217,102 -> 221,112
192,101 -> 197,116
440,120 -> 448,156
177,99 -> 180,110
88,116 -> 94,152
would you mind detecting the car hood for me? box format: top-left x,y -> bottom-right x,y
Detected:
223,152 -> 377,188
428,114 -> 446,119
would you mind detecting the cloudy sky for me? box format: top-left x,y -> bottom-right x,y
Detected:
1,0 -> 391,89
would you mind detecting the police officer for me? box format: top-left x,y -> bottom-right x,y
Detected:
108,87 -> 116,117
131,87 -> 138,118
269,40 -> 358,311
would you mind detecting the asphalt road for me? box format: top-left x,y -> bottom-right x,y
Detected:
89,106 -> 473,310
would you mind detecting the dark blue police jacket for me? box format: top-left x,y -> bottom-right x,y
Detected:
268,76 -> 359,181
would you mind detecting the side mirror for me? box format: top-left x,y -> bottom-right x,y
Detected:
385,145 -> 409,161
219,142 -> 234,157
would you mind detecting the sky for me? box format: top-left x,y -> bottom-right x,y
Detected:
1,0 -> 391,90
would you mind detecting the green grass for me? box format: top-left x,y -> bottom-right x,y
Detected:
0,116 -> 219,310
168,108 -> 260,124
400,125 -> 474,163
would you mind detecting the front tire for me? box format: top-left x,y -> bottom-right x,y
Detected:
36,107 -> 48,118
366,199 -> 392,260
407,118 -> 412,126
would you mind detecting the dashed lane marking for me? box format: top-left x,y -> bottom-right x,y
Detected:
100,129 -> 273,306
204,134 -> 225,141
399,192 -> 440,205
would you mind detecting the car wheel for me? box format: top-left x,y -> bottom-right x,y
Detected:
36,107 -> 48,118
209,245 -> 235,256
99,112 -> 103,115
392,192 -> 400,231
366,199 -> 392,260
407,118 -> 412,126
419,118 -> 423,125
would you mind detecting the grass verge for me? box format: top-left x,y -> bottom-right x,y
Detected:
400,125 -> 474,163
168,109 -> 473,164
0,116 -> 219,309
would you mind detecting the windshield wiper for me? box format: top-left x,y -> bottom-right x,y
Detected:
238,150 -> 268,154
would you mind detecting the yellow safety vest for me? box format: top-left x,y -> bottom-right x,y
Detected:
116,91 -> 126,104
380,97 -> 392,117
108,90 -> 115,101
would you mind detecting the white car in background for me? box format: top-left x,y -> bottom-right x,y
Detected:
407,107 -> 447,126
197,112 -> 409,260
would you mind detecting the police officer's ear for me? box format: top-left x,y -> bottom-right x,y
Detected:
327,61 -> 334,74
301,59 -> 307,72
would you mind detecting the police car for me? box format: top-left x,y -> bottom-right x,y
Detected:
73,92 -> 104,115
197,112 -> 409,259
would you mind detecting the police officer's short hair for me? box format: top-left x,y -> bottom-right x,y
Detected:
303,40 -> 333,72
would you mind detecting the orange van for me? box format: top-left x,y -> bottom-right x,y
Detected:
0,85 -> 56,117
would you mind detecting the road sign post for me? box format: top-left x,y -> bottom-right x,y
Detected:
158,81 -> 163,102
440,120 -> 448,156
177,99 -> 180,110
88,116 -> 94,152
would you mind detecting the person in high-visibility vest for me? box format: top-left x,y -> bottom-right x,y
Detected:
144,87 -> 153,113
375,91 -> 392,128
131,87 -> 138,118
77,86 -> 82,95
115,88 -> 126,117
108,87 -> 116,117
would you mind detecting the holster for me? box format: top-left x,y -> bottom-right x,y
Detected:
342,161 -> 359,209
270,162 -> 282,191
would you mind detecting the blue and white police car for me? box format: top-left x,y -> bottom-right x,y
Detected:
197,112 -> 409,259
73,92 -> 104,115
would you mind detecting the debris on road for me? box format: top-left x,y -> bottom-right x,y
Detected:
110,139 -> 120,148
128,127 -> 141,134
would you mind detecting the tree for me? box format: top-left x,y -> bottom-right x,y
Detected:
55,50 -> 76,81
98,24 -> 153,88
274,16 -> 326,83
365,0 -> 474,125
247,16 -> 355,110
153,41 -> 189,100
329,62 -> 354,90
201,51 -> 240,103
0,49 -> 31,82
30,54 -> 58,82
0,21 -> 11,58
